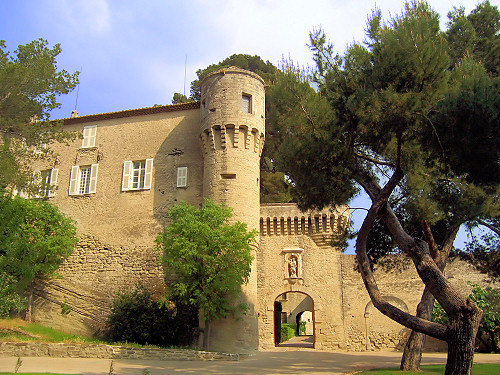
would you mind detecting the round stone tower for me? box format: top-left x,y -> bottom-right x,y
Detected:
200,67 -> 265,353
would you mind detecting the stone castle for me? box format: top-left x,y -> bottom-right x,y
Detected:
30,67 -> 487,354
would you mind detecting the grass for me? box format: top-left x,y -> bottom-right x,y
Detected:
0,373 -> 81,375
0,318 -> 102,344
358,364 -> 500,374
0,318 -> 187,349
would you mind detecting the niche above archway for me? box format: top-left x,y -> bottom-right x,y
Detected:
282,248 -> 304,284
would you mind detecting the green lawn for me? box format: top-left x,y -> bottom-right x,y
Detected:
0,319 -> 102,344
358,364 -> 500,374
0,318 -> 183,349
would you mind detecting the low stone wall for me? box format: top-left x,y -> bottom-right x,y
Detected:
0,342 -> 239,361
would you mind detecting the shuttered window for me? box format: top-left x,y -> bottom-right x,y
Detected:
177,167 -> 188,187
69,164 -> 98,195
31,169 -> 58,198
121,158 -> 153,191
81,125 -> 97,148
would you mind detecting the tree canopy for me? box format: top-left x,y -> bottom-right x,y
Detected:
266,1 -> 499,373
155,199 -> 256,350
0,39 -> 79,192
0,191 -> 77,318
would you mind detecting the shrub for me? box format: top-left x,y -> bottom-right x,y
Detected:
105,284 -> 197,347
299,320 -> 306,335
280,323 -> 296,342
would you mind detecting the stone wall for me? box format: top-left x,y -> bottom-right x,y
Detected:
0,342 -> 239,361
32,234 -> 165,336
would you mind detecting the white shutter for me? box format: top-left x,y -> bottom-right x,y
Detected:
69,166 -> 80,195
122,161 -> 132,191
89,164 -> 99,194
32,170 -> 42,198
82,125 -> 97,148
177,167 -> 187,187
144,158 -> 153,189
48,169 -> 58,197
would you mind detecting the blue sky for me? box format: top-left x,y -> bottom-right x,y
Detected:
1,0 -> 491,251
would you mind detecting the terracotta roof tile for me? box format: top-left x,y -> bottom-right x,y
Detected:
61,101 -> 200,125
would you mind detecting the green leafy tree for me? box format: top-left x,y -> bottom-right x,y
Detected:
0,39 -> 79,192
0,191 -> 77,319
266,2 -> 499,373
434,284 -> 500,353
156,199 -> 256,350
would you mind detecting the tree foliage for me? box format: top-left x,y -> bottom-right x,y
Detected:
0,39 -> 79,191
266,1 -> 498,373
0,191 -> 77,316
433,284 -> 500,353
446,1 -> 500,76
156,199 -> 256,350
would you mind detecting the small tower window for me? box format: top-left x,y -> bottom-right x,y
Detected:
177,167 -> 188,187
242,94 -> 252,113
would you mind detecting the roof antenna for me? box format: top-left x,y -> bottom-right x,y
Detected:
71,67 -> 82,118
183,55 -> 187,97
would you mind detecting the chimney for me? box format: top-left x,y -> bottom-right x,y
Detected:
71,110 -> 79,118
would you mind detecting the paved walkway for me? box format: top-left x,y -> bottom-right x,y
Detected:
0,350 -> 499,375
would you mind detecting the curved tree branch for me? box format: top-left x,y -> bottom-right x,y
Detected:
354,165 -> 448,340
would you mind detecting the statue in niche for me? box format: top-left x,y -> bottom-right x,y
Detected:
288,255 -> 298,278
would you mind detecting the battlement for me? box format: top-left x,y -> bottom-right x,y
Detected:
259,203 -> 349,238
200,125 -> 264,155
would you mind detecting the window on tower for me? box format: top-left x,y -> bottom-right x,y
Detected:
242,94 -> 252,113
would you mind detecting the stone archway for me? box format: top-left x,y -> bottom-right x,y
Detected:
274,291 -> 315,348
364,296 -> 410,351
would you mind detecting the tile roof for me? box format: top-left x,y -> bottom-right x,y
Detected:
61,101 -> 200,125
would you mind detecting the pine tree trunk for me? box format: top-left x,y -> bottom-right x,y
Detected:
401,223 -> 457,371
203,317 -> 211,351
400,286 -> 435,370
444,303 -> 482,375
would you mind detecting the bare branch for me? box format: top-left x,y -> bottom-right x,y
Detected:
354,152 -> 396,167
476,218 -> 500,237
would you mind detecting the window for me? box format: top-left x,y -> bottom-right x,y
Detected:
69,164 -> 98,195
121,159 -> 153,191
15,169 -> 58,198
177,167 -> 187,187
79,166 -> 91,194
81,125 -> 97,148
242,94 -> 252,113
39,169 -> 58,197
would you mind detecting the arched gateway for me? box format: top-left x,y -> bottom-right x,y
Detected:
274,291 -> 315,347
258,203 -> 349,351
